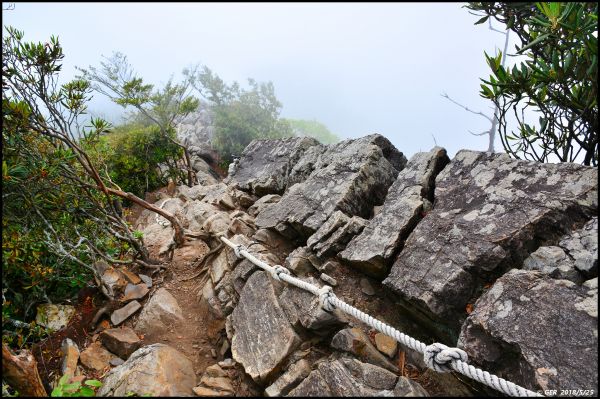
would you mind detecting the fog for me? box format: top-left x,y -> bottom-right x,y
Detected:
3,2 -> 522,159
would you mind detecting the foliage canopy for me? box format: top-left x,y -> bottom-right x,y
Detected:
468,2 -> 598,165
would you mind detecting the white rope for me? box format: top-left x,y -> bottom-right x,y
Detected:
219,236 -> 543,397
155,198 -> 172,227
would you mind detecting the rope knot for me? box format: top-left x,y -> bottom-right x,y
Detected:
233,244 -> 245,259
317,285 -> 336,312
271,265 -> 290,282
424,343 -> 468,373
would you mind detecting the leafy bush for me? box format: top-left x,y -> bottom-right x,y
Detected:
51,375 -> 102,397
284,118 -> 340,144
469,2 -> 598,165
88,122 -> 183,200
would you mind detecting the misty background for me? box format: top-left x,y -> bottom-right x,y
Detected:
2,2 -> 522,159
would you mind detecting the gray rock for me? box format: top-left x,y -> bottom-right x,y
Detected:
523,217 -> 598,283
360,278 -> 375,296
560,217 -> 597,278
193,386 -> 233,397
307,211 -> 367,258
229,136 -> 321,196
98,344 -> 196,396
218,358 -> 236,369
228,210 -> 256,237
100,327 -> 142,360
279,276 -> 343,333
523,246 -> 583,283
383,150 -> 598,331
61,338 -> 79,376
202,211 -> 231,236
393,376 -> 429,396
255,135 -> 404,240
122,283 -> 149,302
109,357 -> 124,366
288,356 -> 398,396
320,273 -> 338,286
111,301 -> 142,326
330,328 -> 398,373
264,359 -> 311,397
340,147 -> 449,277
458,269 -> 598,392
230,271 -> 301,383
138,274 -> 152,288
134,288 -> 183,335
284,247 -> 317,276
247,194 -> 281,217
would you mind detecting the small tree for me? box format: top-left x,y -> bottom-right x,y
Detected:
77,53 -> 200,186
284,118 -> 340,144
188,66 -> 293,164
468,2 -> 598,165
3,27 -> 193,260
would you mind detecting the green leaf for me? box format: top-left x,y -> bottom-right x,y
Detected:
517,33 -> 551,54
474,15 -> 489,25
78,386 -> 95,397
84,380 -> 102,388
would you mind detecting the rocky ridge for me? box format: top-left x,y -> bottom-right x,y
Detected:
80,133 -> 596,396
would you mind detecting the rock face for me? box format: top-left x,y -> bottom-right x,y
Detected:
134,288 -> 183,336
255,135 -> 405,239
523,217 -> 598,283
306,211 -> 367,259
288,356 -> 406,396
98,344 -> 196,397
230,271 -> 301,383
229,137 -> 321,196
384,150 -> 597,334
340,147 -> 449,277
458,269 -> 598,392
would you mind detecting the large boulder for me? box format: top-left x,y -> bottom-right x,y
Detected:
134,288 -> 184,336
340,147 -> 449,277
288,356 -> 407,396
230,271 -> 301,383
383,150 -> 597,336
255,135 -> 405,239
97,344 -> 196,396
229,136 -> 321,196
458,269 -> 598,393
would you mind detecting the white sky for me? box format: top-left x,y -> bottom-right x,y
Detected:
3,2 -> 523,159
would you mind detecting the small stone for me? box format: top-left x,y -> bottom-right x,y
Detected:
120,269 -> 142,285
109,357 -> 124,366
205,364 -> 227,378
211,349 -> 217,358
80,341 -> 118,372
320,273 -> 337,286
359,278 -> 375,296
219,339 -> 230,357
100,327 -> 142,359
265,359 -> 311,397
192,344 -> 200,349
218,358 -> 236,369
122,283 -> 150,302
193,386 -> 232,397
319,260 -> 338,274
61,338 -> 79,376
138,274 -> 152,288
200,375 -> 234,393
110,301 -> 142,326
374,333 -> 398,358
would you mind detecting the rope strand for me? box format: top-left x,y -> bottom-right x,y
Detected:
219,236 -> 543,397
